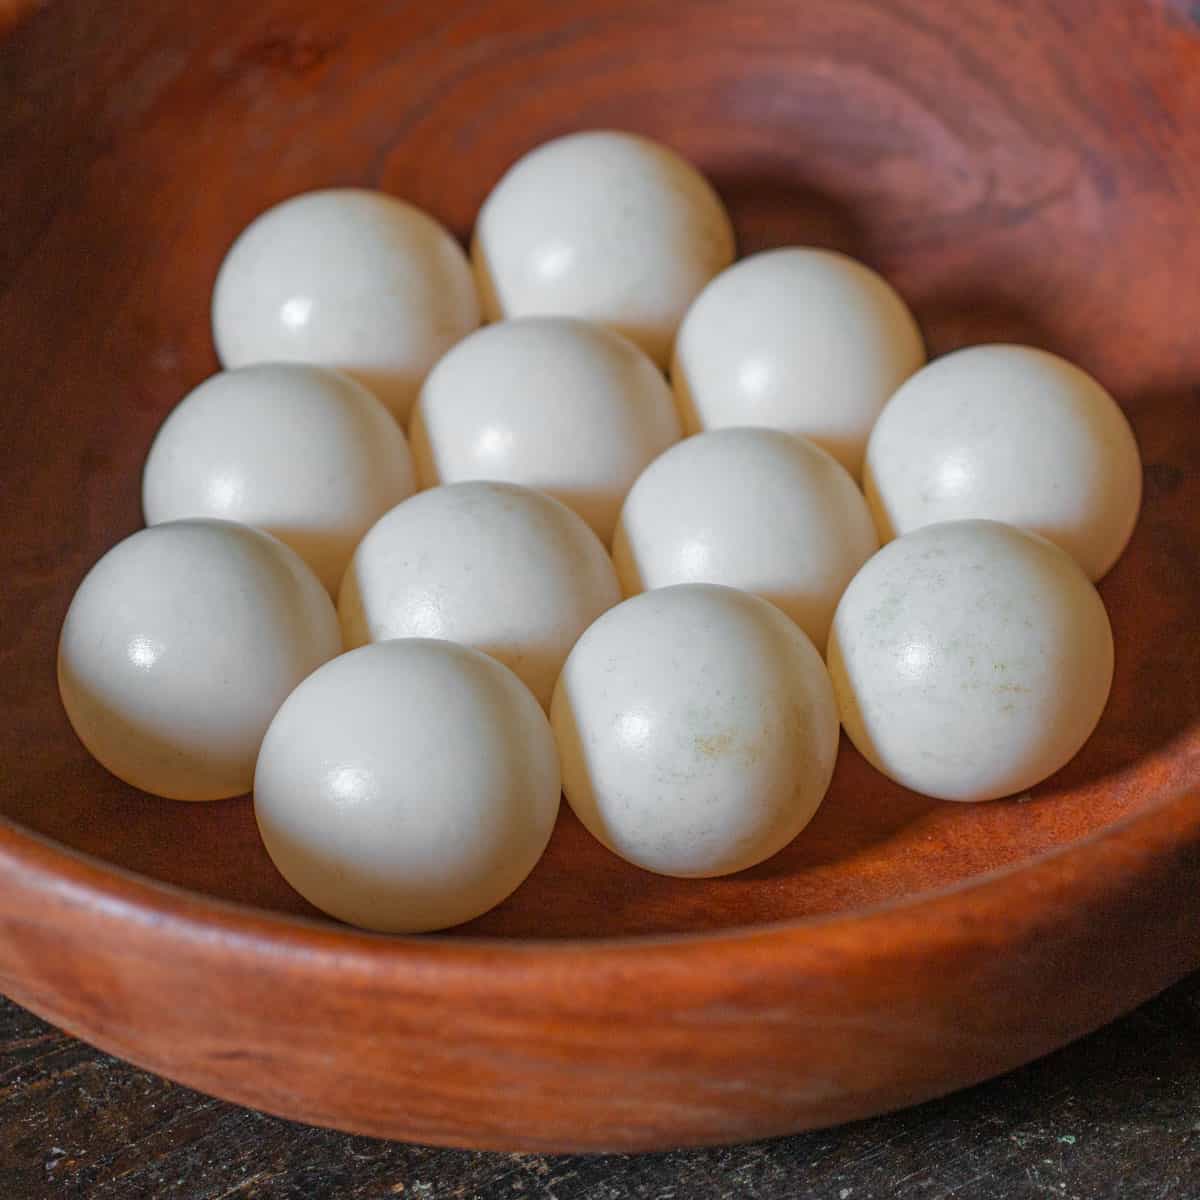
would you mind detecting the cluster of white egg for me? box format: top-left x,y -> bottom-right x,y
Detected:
58,131 -> 1142,933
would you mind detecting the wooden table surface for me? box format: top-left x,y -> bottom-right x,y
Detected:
1,974 -> 1197,1200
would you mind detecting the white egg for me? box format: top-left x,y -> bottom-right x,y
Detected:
827,519 -> 1113,803
671,247 -> 926,477
613,428 -> 878,649
410,317 -> 681,543
472,130 -> 735,367
339,481 -> 621,707
211,189 -> 480,422
254,639 -> 560,933
142,364 -> 415,593
863,344 -> 1143,581
58,520 -> 341,801
551,583 -> 839,877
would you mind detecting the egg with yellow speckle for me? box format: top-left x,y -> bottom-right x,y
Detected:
551,583 -> 839,877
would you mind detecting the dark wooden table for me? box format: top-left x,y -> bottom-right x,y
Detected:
1,974 -> 1197,1200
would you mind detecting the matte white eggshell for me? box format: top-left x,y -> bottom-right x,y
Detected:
613,427 -> 878,648
254,639 -> 560,933
827,519 -> 1114,803
338,481 -> 621,708
472,131 -> 735,366
211,189 -> 480,421
863,344 -> 1143,580
58,519 -> 341,801
671,247 -> 926,476
551,583 -> 839,877
142,363 -> 415,593
411,317 -> 681,543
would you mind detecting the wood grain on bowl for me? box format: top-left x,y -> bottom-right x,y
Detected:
0,0 -> 1197,1151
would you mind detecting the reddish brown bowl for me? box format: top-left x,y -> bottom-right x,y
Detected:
1,0 -> 1198,1153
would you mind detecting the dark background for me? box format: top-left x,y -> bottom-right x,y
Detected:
1,973 -> 1197,1200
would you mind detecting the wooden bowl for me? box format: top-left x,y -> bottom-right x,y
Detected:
1,0 -> 1198,1153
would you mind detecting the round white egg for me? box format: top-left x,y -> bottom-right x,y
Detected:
254,639 -> 560,933
551,583 -> 839,877
142,363 -> 415,593
58,519 -> 341,801
472,130 -> 735,367
671,247 -> 926,477
863,344 -> 1143,580
339,481 -> 621,708
827,519 -> 1114,803
411,317 -> 681,543
211,189 -> 480,422
613,428 -> 878,649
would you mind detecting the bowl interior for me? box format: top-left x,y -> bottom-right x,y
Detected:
2,0 -> 1198,940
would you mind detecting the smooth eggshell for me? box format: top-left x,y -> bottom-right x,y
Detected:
827,519 -> 1114,803
411,317 -> 681,543
671,247 -> 926,477
58,520 -> 341,801
472,130 -> 735,367
613,427 -> 878,649
552,583 -> 839,878
863,344 -> 1143,580
254,639 -> 560,933
142,363 -> 415,593
338,481 -> 621,708
211,189 -> 480,422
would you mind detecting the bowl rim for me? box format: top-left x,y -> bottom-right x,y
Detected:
2,760 -> 1196,975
